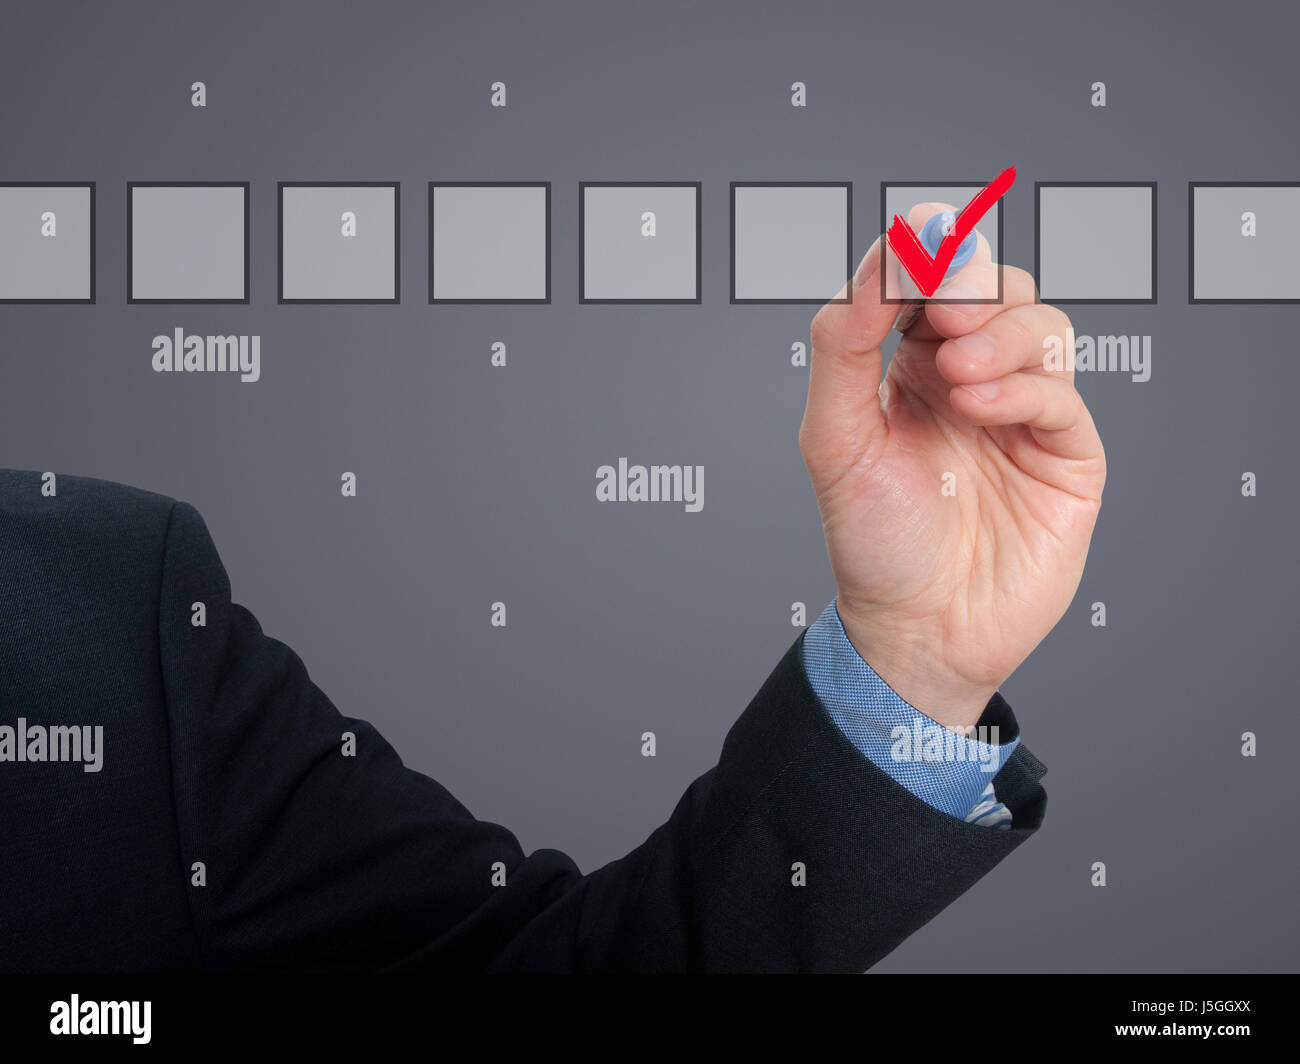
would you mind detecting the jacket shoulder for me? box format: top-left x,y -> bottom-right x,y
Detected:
0,467 -> 179,542
0,468 -> 182,644
0,469 -> 204,970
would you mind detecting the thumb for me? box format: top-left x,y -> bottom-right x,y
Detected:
800,236 -> 898,477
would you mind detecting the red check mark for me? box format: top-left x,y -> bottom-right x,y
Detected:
886,167 -> 1017,296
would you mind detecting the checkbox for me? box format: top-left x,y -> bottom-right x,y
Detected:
0,183 -> 94,303
1035,183 -> 1155,304
730,183 -> 851,304
1190,183 -> 1300,303
279,183 -> 399,303
580,183 -> 700,303
129,183 -> 248,303
880,182 -> 1003,304
429,183 -> 549,303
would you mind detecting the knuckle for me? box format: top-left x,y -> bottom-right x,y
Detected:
797,420 -> 812,459
809,307 -> 834,348
1048,304 -> 1073,337
1007,265 -> 1038,302
1000,310 -> 1035,350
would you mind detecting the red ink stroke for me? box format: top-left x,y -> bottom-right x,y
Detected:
886,167 -> 1017,296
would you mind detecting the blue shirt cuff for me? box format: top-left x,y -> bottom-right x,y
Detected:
799,600 -> 1018,822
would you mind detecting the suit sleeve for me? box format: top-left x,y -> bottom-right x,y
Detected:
157,500 -> 1047,973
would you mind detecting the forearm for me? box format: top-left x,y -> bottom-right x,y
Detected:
506,633 -> 1046,972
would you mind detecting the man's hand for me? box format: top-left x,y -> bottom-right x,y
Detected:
799,203 -> 1107,731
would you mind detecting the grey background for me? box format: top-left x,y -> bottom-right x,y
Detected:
1039,184 -> 1153,300
582,184 -> 698,300
130,184 -> 246,300
281,184 -> 396,301
1193,185 -> 1300,300
431,184 -> 548,301
0,0 -> 1296,973
733,184 -> 848,301
0,185 -> 91,300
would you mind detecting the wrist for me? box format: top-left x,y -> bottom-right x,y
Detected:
835,603 -> 999,732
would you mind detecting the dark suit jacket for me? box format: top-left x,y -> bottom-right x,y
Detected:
0,469 -> 1047,972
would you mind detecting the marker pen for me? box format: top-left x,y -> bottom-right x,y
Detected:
921,210 -> 977,274
893,210 -> 980,334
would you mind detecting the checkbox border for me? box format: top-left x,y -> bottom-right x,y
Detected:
879,181 -> 1005,305
1188,181 -> 1300,305
428,181 -> 551,305
278,181 -> 400,305
1034,181 -> 1157,305
0,182 -> 96,305
579,181 -> 702,305
729,181 -> 853,305
127,181 -> 250,305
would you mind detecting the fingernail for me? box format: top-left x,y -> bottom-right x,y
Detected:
963,380 -> 1001,401
853,244 -> 881,288
949,332 -> 996,366
937,282 -> 983,314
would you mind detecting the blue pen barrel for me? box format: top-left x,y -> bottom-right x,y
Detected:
890,209 -> 981,332
919,211 -> 978,278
